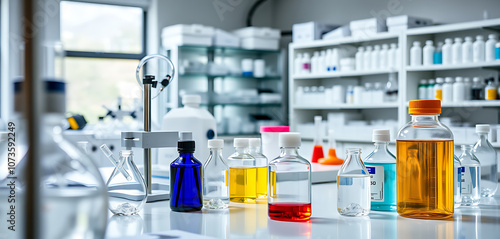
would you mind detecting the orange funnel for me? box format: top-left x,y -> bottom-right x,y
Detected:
318,148 -> 344,165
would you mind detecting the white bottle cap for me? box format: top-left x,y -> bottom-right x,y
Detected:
279,132 -> 301,148
366,46 -> 373,50
358,46 -> 364,51
488,34 -> 497,39
208,139 -> 224,149
445,38 -> 453,43
249,138 -> 261,148
465,36 -> 473,41
429,79 -> 435,84
314,115 -> 322,123
372,129 -> 390,142
180,131 -> 193,141
436,77 -> 444,83
304,52 -> 310,58
476,124 -> 490,133
234,138 -> 249,148
473,77 -> 480,82
455,77 -> 463,82
426,40 -> 433,45
382,44 -> 389,49
477,35 -> 484,40
413,41 -> 420,46
454,37 -> 462,42
445,77 -> 454,83
182,94 -> 201,106
314,51 -> 319,56
390,43 -> 397,48
420,79 -> 427,84
464,77 -> 471,82
374,45 -> 381,50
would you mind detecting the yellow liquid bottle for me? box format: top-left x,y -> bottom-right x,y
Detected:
229,167 -> 257,203
396,100 -> 454,219
256,166 -> 268,198
248,138 -> 269,199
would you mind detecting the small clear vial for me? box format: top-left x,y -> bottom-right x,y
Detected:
363,130 -> 397,211
337,148 -> 371,216
248,138 -> 269,199
203,139 -> 229,209
459,145 -> 481,206
454,155 -> 463,208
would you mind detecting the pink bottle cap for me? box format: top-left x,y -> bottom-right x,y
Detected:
260,126 -> 290,133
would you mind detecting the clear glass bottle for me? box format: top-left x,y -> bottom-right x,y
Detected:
337,148 -> 370,217
105,149 -> 147,215
203,139 -> 229,209
363,129 -> 397,211
268,132 -> 311,221
311,115 -> 324,163
472,124 -> 498,197
385,72 -> 398,102
248,138 -> 268,199
170,132 -> 203,212
458,145 -> 481,206
227,138 -> 257,203
454,155 -> 463,208
396,100 -> 454,219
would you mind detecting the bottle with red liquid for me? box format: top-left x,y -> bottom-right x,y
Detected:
311,116 -> 324,163
268,132 -> 312,221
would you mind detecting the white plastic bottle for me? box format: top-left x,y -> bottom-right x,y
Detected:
319,51 -> 326,73
410,41 -> 422,66
442,77 -> 454,103
332,48 -> 340,71
326,49 -> 333,72
442,38 -> 453,65
311,51 -> 319,74
427,79 -> 436,99
294,53 -> 302,75
423,40 -> 435,66
485,34 -> 498,62
372,45 -> 381,69
356,47 -> 364,71
485,79 -> 497,100
462,36 -> 474,63
418,79 -> 428,99
388,43 -> 398,69
302,53 -> 311,74
452,37 -> 463,65
364,46 -> 372,70
162,95 -> 217,163
434,77 -> 444,100
473,35 -> 485,63
453,77 -> 465,103
380,44 -> 389,69
464,77 -> 472,100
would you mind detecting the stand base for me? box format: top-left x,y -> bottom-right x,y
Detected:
147,183 -> 170,202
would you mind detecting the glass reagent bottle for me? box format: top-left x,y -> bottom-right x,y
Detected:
472,124 -> 498,197
248,138 -> 269,199
227,138 -> 258,203
458,145 -> 481,206
203,139 -> 229,209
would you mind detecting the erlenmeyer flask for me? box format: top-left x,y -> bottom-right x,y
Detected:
106,150 -> 147,215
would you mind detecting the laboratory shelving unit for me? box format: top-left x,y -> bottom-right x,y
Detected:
162,45 -> 285,137
289,18 -> 500,151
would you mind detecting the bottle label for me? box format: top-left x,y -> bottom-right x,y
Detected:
487,88 -> 497,100
461,166 -> 480,195
435,89 -> 443,100
366,166 -> 384,202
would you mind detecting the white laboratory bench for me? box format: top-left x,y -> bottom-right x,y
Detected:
105,182 -> 500,239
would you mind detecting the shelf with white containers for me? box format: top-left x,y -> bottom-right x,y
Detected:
290,18 -> 500,148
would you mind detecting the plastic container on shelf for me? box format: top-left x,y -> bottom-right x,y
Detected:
442,77 -> 454,103
418,79 -> 428,99
371,45 -> 381,69
462,36 -> 474,63
396,100 -> 454,219
434,42 -> 443,65
380,44 -> 389,69
427,79 -> 436,100
423,40 -> 434,66
464,77 -> 472,100
472,124 -> 498,197
452,37 -> 463,65
434,77 -> 444,100
261,126 -> 290,160
473,35 -> 485,63
458,145 -> 481,206
388,43 -> 398,69
471,77 -> 484,100
302,53 -> 311,74
410,41 -> 422,66
161,94 -> 217,164
485,34 -> 498,62
295,53 -> 303,75
233,27 -> 281,50
268,132 -> 312,222
496,42 -> 500,60
162,24 -> 215,47
453,77 -> 465,103
485,79 -> 497,100
364,46 -> 372,70
442,38 -> 453,65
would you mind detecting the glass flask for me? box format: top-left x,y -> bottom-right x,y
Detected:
337,148 -> 370,217
459,145 -> 481,206
268,132 -> 311,221
318,129 -> 344,165
311,116 -> 324,163
454,155 -> 463,207
248,138 -> 268,199
396,100 -> 454,219
7,80 -> 108,238
203,139 -> 229,209
363,129 -> 397,211
104,148 -> 147,215
227,138 -> 257,203
170,132 -> 203,212
472,124 -> 498,197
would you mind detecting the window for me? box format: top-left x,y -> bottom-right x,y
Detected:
61,1 -> 146,123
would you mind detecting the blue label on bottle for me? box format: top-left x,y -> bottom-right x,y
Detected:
366,166 -> 375,174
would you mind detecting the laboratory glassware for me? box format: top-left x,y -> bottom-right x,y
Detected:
170,132 -> 203,212
203,139 -> 229,209
227,138 -> 257,203
104,148 -> 147,215
472,124 -> 498,197
485,79 -> 497,100
311,115 -> 324,163
260,126 -> 290,160
318,129 -> 343,165
268,132 -> 312,221
385,72 -> 398,102
471,77 -> 484,100
434,42 -> 443,64
337,148 -> 370,217
396,100 -> 454,219
458,145 -> 481,206
248,138 -> 269,199
363,129 -> 397,211
454,155 -> 463,208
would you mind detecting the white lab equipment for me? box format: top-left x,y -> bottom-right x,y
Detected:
371,45 -> 381,69
423,40 -> 435,66
233,27 -> 281,50
388,43 -> 398,69
161,95 -> 217,164
319,50 -> 327,73
485,34 -> 498,62
442,38 -> 453,65
353,86 -> 364,104
213,29 -> 240,48
260,126 -> 290,160
364,46 -> 372,70
442,77 -> 454,103
331,48 -> 340,71
295,53 -> 303,75
355,47 -> 364,71
241,58 -> 254,76
434,77 -> 444,100
311,51 -> 319,74
162,24 -> 215,47
453,77 -> 465,102
253,59 -> 265,77
410,41 -> 422,66
464,77 -> 472,100
473,35 -> 486,62
303,52 -> 311,74
340,58 -> 355,71
418,79 -> 428,99
380,44 -> 389,69
462,36 -> 474,63
427,79 -> 436,99
452,38 -> 463,65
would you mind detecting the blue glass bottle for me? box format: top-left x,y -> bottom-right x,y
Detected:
170,132 -> 203,212
363,129 -> 397,211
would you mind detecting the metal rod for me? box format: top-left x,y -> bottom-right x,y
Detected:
144,83 -> 152,194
